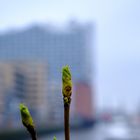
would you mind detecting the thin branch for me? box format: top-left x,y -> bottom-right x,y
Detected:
27,125 -> 37,140
64,104 -> 70,140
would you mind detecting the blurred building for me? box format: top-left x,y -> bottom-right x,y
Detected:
0,22 -> 93,81
13,62 -> 47,121
0,63 -> 14,126
0,62 -> 47,127
75,82 -> 94,120
0,22 -> 95,127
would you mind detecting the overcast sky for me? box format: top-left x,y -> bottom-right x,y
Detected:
0,0 -> 140,112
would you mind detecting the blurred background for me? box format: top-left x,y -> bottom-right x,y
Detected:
0,0 -> 140,140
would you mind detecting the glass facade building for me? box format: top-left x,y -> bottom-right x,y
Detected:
0,22 -> 94,127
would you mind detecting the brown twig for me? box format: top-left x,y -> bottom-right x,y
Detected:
64,103 -> 70,140
27,125 -> 37,140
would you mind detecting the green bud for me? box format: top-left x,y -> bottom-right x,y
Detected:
62,65 -> 72,105
19,103 -> 34,128
53,136 -> 57,140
